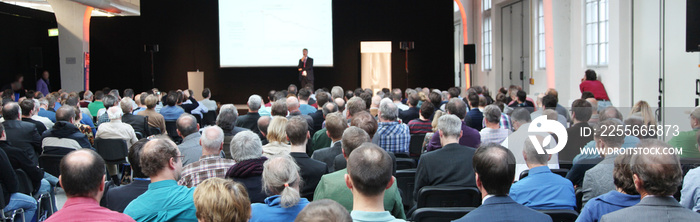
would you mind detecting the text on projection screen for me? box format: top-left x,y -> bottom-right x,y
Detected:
219,0 -> 333,67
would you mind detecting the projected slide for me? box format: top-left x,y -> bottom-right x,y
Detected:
219,0 -> 333,67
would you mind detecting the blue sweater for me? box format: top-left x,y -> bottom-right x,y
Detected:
576,190 -> 640,222
250,195 -> 309,222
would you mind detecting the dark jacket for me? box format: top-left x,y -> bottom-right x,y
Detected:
2,120 -> 42,162
311,141 -> 342,172
290,152 -> 327,201
22,117 -> 47,135
466,108 -> 484,131
453,196 -> 552,222
309,110 -> 324,132
414,143 -> 477,200
560,122 -> 594,163
42,121 -> 93,150
0,148 -> 18,204
399,107 -> 420,124
0,141 -> 43,193
236,112 -> 261,136
102,179 -> 150,213
226,157 -> 267,203
122,113 -> 148,138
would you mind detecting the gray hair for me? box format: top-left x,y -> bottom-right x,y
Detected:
379,98 -> 398,121
176,113 -> 199,137
630,139 -> 682,196
217,104 -> 239,132
437,114 -> 462,138
39,98 -> 48,106
248,95 -> 263,111
230,131 -> 262,162
84,90 -> 93,100
594,119 -> 625,148
331,86 -> 344,99
524,137 -> 550,165
322,102 -> 338,116
510,108 -> 532,124
262,156 -> 301,208
200,126 -> 225,152
483,104 -> 501,124
107,106 -> 123,120
600,107 -> 623,122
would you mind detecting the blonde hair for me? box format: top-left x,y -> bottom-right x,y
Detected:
630,100 -> 657,126
267,116 -> 289,143
262,156 -> 301,208
193,178 -> 251,222
431,110 -> 445,131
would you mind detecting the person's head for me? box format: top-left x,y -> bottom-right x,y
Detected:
286,96 -> 300,112
335,98 -> 345,112
202,88 -> 212,99
200,126 -> 225,155
341,126 -> 371,158
613,153 -> 638,195
474,143 -> 516,196
59,149 -> 106,199
316,92 -> 330,111
600,107 -> 624,122
103,94 -> 118,109
177,113 -> 199,137
134,93 -> 143,106
124,88 -> 134,99
585,69 -> 597,81
286,116 -> 309,146
447,87 -> 460,99
268,90 -> 277,103
511,108 -> 532,131
271,100 -> 288,116
437,114 -> 462,142
483,104 -> 501,124
263,156 -> 301,208
542,94 -> 558,109
1,102 -> 20,120
298,88 -> 311,101
350,111 -> 378,139
94,90 -> 104,101
586,98 -> 599,114
64,95 -> 80,106
128,139 -> 149,178
266,116 -> 289,143
294,199 -> 352,222
325,112 -> 347,141
407,92 -> 420,107
594,119 -> 626,150
230,131 -> 263,162
56,105 -> 77,122
165,93 -> 178,106
194,178 -> 251,222
630,100 -> 656,126
428,91 -> 442,108
140,138 -> 182,179
144,95 -> 158,109
42,70 -> 49,79
571,99 -> 593,122
359,92 -> 372,110
466,92 -> 479,108
322,102 -> 338,118
257,116 -> 271,137
516,90 -> 527,103
302,48 -> 308,56
346,97 -> 366,118
523,137 -> 551,166
216,104 -> 239,132
107,106 -> 123,121
120,98 -> 134,114
19,99 -> 35,117
378,98 -> 398,121
331,86 -> 344,99
419,101 -> 435,119
345,143 -> 394,197
288,84 -> 298,96
630,139 -> 682,196
446,98 -> 467,120
690,107 -> 700,128
542,109 -> 558,120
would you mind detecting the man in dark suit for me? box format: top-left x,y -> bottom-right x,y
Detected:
398,92 -> 420,124
297,48 -> 314,88
601,140 -> 700,221
236,95 -> 263,137
309,91 -> 330,132
19,99 -> 47,135
414,114 -> 476,200
454,143 -> 552,222
286,117 -> 326,200
311,112 -> 346,172
2,102 -> 42,162
560,99 -> 593,163
466,92 -> 484,131
120,98 -> 148,138
102,139 -> 150,212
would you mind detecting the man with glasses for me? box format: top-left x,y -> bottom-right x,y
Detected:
124,137 -> 197,221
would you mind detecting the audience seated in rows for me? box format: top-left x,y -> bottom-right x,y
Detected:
102,139 -> 150,213
96,106 -> 138,182
376,98 -> 410,154
198,88 -> 217,111
43,105 -> 93,151
137,94 -> 167,135
479,104 -> 510,144
426,98 -> 481,152
120,98 -> 148,137
0,127 -> 38,221
577,153 -> 640,222
501,108 -> 559,181
407,101 -> 434,134
559,99 -> 594,163
286,116 -> 327,200
236,95 -> 263,138
2,102 -> 42,162
454,143 -> 552,222
311,112 -> 346,172
178,126 -> 235,188
176,113 -> 202,166
96,94 -> 119,127
310,101 -> 338,151
398,92 -> 419,124
226,131 -> 268,203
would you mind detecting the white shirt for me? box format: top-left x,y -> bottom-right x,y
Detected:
31,115 -> 54,129
95,119 -> 138,147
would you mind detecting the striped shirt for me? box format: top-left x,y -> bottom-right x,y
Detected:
178,155 -> 236,188
376,121 -> 411,154
408,119 -> 433,134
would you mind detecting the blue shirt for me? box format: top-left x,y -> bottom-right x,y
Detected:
510,166 -> 576,210
576,190 -> 640,222
299,104 -> 317,115
159,105 -> 185,121
123,180 -> 197,222
350,211 -> 406,222
573,136 -> 641,163
133,107 -> 146,115
250,195 -> 309,222
681,167 -> 700,212
38,108 -> 56,122
376,121 -> 410,154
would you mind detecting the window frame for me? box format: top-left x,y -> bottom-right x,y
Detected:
584,0 -> 608,67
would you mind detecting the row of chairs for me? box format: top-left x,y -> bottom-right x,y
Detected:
410,207 -> 579,222
0,169 -> 53,222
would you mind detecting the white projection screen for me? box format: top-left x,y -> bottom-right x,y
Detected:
218,0 -> 333,67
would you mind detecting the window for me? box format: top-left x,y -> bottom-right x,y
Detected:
585,0 -> 608,67
482,0 -> 492,71
536,0 -> 545,69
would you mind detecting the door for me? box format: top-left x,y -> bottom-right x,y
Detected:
501,0 -> 530,91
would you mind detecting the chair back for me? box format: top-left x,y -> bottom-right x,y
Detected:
94,138 -> 128,164
202,111 -> 217,126
396,169 -> 417,209
165,120 -> 182,144
39,154 -> 64,178
15,169 -> 33,195
538,209 -> 579,222
416,186 -> 481,208
409,134 -> 426,157
396,158 -> 416,170
411,207 -> 476,222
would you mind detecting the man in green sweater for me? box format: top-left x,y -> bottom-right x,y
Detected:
668,107 -> 700,158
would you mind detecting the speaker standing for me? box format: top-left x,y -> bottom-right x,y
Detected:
297,48 -> 314,89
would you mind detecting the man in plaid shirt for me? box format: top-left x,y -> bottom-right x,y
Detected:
375,98 -> 410,154
178,125 -> 235,188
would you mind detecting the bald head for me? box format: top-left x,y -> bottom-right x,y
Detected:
334,98 -> 345,112
258,116 -> 271,136
56,105 -> 77,122
60,149 -> 106,198
586,98 -> 598,113
286,96 -> 300,112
